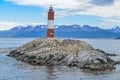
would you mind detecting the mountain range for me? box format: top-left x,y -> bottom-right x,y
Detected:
0,24 -> 120,38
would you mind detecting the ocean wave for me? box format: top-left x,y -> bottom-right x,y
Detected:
0,47 -> 16,53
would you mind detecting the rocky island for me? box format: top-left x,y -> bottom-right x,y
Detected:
8,38 -> 116,70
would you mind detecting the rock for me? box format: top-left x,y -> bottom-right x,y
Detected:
70,50 -> 115,70
114,61 -> 120,65
96,49 -> 117,56
8,38 -> 115,71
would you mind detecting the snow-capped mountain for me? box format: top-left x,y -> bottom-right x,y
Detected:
109,26 -> 120,33
0,24 -> 120,38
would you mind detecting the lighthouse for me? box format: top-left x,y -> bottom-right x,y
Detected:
47,5 -> 54,38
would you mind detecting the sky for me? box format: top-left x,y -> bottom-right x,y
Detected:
0,0 -> 120,30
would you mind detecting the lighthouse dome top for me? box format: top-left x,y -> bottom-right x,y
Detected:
49,5 -> 54,12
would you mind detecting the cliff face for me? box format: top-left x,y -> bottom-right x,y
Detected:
8,38 -> 115,70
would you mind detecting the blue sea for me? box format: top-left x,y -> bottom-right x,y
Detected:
0,38 -> 120,80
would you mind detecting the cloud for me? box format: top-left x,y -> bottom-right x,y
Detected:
100,21 -> 119,29
0,22 -> 20,30
5,0 -> 83,9
67,5 -> 93,12
5,0 -> 119,18
4,0 -> 120,28
55,12 -> 69,18
69,0 -> 120,18
99,18 -> 120,28
90,0 -> 115,6
0,21 -> 46,30
105,18 -> 120,23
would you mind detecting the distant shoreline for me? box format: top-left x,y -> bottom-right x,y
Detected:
114,37 -> 120,39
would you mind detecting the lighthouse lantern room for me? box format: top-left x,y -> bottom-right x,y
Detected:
47,5 -> 54,38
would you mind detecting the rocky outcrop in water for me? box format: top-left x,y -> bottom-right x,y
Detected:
8,38 -> 115,70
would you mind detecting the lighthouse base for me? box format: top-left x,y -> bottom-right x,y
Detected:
47,29 -> 54,38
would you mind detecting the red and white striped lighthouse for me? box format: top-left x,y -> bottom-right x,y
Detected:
47,5 -> 54,38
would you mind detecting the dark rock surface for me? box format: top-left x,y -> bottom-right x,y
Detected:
96,49 -> 117,56
8,38 -> 116,70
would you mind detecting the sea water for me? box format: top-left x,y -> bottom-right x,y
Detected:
0,38 -> 120,80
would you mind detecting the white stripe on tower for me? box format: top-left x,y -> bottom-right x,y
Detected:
48,20 -> 54,29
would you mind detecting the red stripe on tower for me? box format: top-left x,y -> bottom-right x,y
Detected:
47,5 -> 54,38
